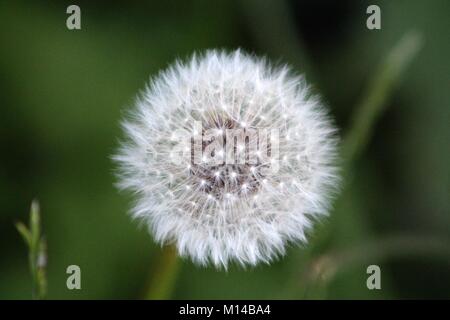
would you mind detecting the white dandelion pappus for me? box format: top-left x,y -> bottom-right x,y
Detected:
114,50 -> 339,268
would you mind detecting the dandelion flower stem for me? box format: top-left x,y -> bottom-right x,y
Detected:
342,31 -> 423,165
144,245 -> 180,300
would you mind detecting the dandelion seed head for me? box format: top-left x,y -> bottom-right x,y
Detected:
114,50 -> 339,268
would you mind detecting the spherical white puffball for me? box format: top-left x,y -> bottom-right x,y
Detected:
114,50 -> 339,268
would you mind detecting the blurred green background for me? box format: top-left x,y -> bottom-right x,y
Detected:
1,0 -> 449,299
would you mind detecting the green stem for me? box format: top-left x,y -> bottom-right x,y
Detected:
341,31 -> 423,165
144,245 -> 180,300
16,200 -> 47,299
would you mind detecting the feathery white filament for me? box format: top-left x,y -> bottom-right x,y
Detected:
114,50 -> 339,268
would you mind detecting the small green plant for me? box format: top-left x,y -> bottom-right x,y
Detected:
16,200 -> 47,300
